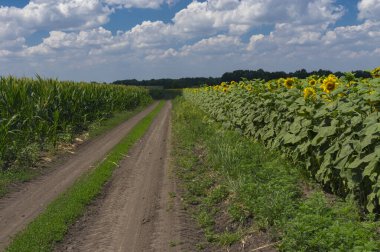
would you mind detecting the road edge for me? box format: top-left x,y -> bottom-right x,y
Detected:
6,101 -> 166,252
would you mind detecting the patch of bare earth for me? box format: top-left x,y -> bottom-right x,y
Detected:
211,204 -> 276,251
184,146 -> 277,252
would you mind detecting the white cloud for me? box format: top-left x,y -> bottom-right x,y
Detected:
0,0 -> 379,81
182,35 -> 242,55
0,0 -> 172,47
358,0 -> 380,20
153,34 -> 243,59
91,0 -> 346,51
43,28 -> 113,49
0,1 -> 111,40
0,50 -> 12,57
171,0 -> 344,37
20,27 -> 115,58
247,34 -> 265,51
102,0 -> 166,9
125,21 -> 179,49
0,37 -> 26,50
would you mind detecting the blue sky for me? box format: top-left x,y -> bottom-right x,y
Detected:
0,0 -> 379,82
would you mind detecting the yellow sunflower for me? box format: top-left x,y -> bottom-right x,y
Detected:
284,78 -> 295,89
265,82 -> 272,91
308,79 -> 317,86
320,74 -> 339,94
303,87 -> 316,100
277,78 -> 285,87
371,66 -> 380,78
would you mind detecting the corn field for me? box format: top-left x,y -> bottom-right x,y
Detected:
0,76 -> 152,170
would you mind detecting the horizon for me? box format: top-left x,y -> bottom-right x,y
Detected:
0,66 -> 374,83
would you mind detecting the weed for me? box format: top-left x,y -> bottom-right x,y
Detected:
172,97 -> 380,251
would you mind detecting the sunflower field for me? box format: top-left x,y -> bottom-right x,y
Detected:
184,67 -> 380,212
0,76 -> 152,170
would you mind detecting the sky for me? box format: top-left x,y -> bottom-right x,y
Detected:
0,0 -> 379,82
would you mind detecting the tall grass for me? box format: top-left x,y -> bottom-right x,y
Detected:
0,76 -> 152,170
172,98 -> 380,251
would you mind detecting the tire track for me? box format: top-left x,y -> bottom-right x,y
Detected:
0,102 -> 158,251
56,101 -> 202,252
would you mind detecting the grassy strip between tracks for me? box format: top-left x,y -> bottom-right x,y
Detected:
172,98 -> 380,251
0,102 -> 153,197
6,101 -> 165,252
87,103 -> 153,138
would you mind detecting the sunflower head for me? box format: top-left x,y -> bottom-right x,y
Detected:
371,66 -> 380,78
320,74 -> 339,94
277,78 -> 285,87
308,79 -> 317,86
346,80 -> 357,88
265,82 -> 272,91
304,87 -> 316,100
284,78 -> 295,89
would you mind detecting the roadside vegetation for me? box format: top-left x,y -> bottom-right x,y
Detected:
172,98 -> 380,251
184,67 -> 380,213
0,76 -> 152,196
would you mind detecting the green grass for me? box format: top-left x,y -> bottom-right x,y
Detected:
88,104 -> 150,138
6,101 -> 165,252
172,97 -> 380,251
0,103 -> 152,197
0,169 -> 37,197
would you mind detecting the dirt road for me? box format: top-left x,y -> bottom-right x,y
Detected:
55,101 -> 202,252
0,102 -> 159,250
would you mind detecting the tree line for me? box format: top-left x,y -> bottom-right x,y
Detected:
113,77 -> 220,89
113,68 -> 372,89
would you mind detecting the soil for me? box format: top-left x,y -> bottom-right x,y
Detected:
0,102 -> 159,251
54,101 -> 204,252
1,99 -> 275,252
